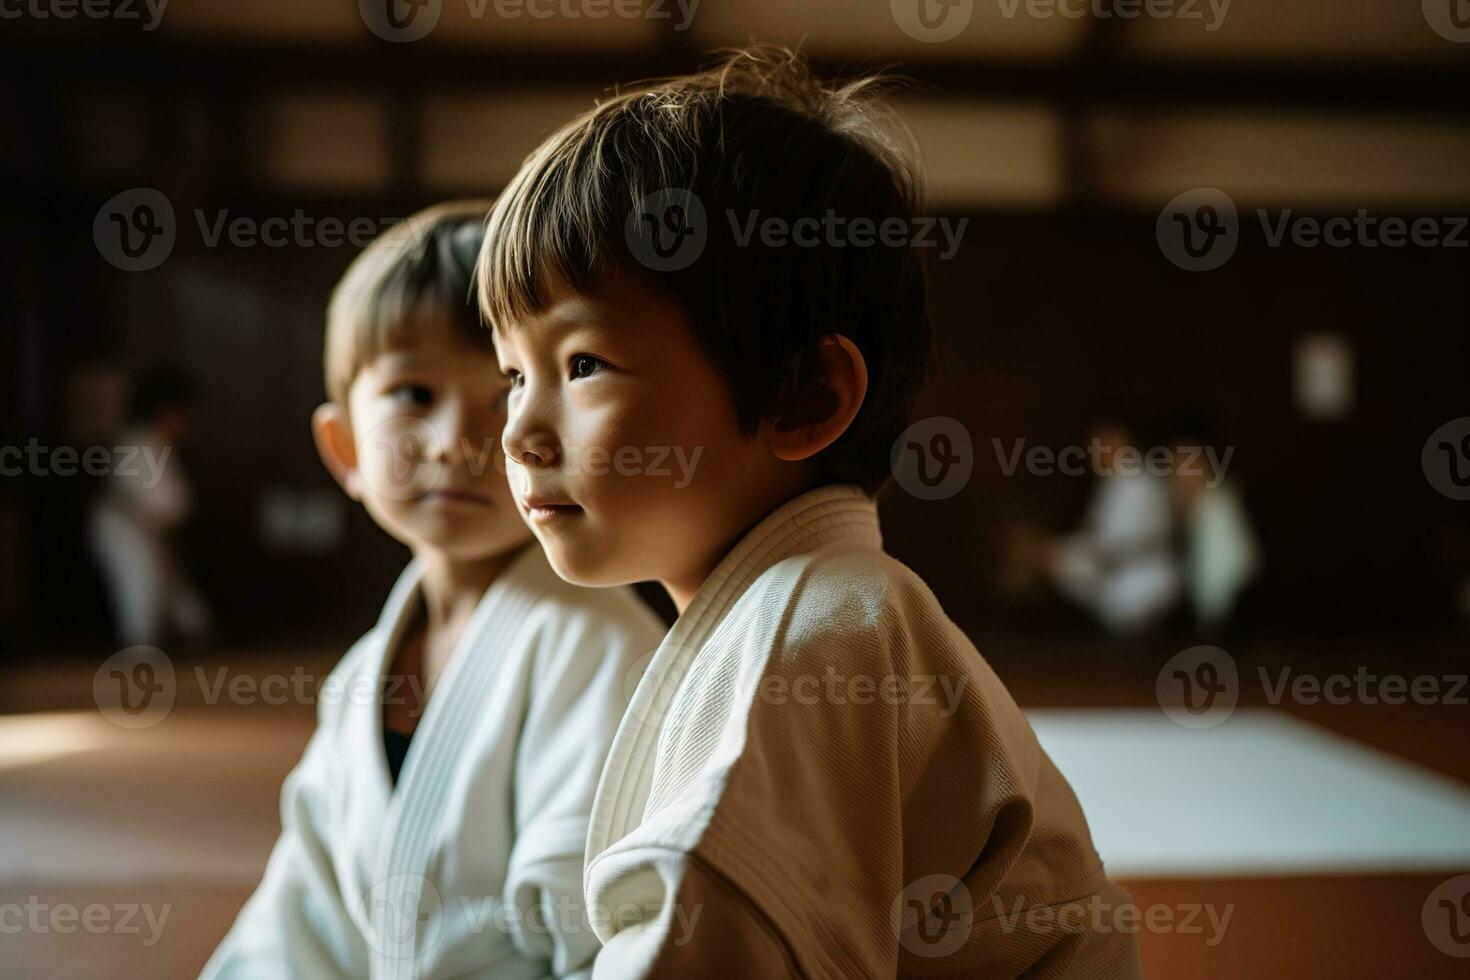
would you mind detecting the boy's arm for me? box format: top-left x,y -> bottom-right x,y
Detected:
200,656 -> 366,979
504,598 -> 663,978
586,576 -> 1133,979
586,607 -> 913,980
590,848 -> 799,978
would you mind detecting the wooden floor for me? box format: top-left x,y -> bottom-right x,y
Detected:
2,640 -> 1468,978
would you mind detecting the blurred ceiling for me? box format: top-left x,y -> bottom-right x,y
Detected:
143,0 -> 1463,63
5,0 -> 1470,209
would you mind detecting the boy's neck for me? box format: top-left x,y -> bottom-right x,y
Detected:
414,545 -> 527,631
382,547 -> 525,736
662,472 -> 833,614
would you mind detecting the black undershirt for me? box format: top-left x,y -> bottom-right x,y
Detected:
383,726 -> 414,786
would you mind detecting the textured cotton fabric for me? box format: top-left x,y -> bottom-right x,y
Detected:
585,485 -> 1142,978
203,546 -> 666,980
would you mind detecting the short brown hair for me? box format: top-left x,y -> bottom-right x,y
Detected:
324,199 -> 495,406
477,47 -> 932,493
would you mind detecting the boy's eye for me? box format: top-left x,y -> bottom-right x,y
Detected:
389,383 -> 434,407
570,355 -> 605,380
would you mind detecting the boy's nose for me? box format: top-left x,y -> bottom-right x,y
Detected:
501,401 -> 559,469
424,403 -> 463,461
504,437 -> 558,468
426,402 -> 509,474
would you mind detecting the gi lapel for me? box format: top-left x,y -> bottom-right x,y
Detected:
368,545 -> 545,980
335,560 -> 425,944
584,485 -> 882,863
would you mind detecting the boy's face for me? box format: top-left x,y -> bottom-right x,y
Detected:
341,319 -> 532,562
494,273 -> 795,607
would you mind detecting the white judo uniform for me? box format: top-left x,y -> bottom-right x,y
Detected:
203,545 -> 666,980
584,485 -> 1142,979
1052,470 -> 1181,636
88,424 -> 211,647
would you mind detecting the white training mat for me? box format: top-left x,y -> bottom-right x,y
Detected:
1027,707 -> 1470,877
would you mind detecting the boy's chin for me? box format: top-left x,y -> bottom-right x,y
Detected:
538,541 -> 632,590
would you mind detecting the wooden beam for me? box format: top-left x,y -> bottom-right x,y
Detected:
3,37 -> 1468,116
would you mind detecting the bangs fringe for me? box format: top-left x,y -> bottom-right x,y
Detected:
325,199 -> 495,403
477,45 -> 922,332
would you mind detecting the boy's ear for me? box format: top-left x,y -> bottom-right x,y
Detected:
768,334 -> 869,463
312,403 -> 363,500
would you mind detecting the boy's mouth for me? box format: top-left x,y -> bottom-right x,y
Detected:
520,496 -> 583,524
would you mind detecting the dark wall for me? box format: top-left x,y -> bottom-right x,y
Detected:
10,197 -> 1467,652
882,211 -> 1469,637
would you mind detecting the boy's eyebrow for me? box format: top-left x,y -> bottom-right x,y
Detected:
538,299 -> 603,331
368,350 -> 432,370
505,298 -> 618,345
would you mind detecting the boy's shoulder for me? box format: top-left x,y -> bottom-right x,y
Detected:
327,552 -> 665,686
750,540 -> 953,654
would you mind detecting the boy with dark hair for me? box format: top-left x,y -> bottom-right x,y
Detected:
482,48 -> 1141,978
204,201 -> 666,979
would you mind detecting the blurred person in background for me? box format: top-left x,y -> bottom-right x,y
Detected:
1041,418 -> 1183,636
86,363 -> 212,650
1168,424 -> 1262,635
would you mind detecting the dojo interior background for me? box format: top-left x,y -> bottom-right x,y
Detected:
4,1 -> 1470,977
